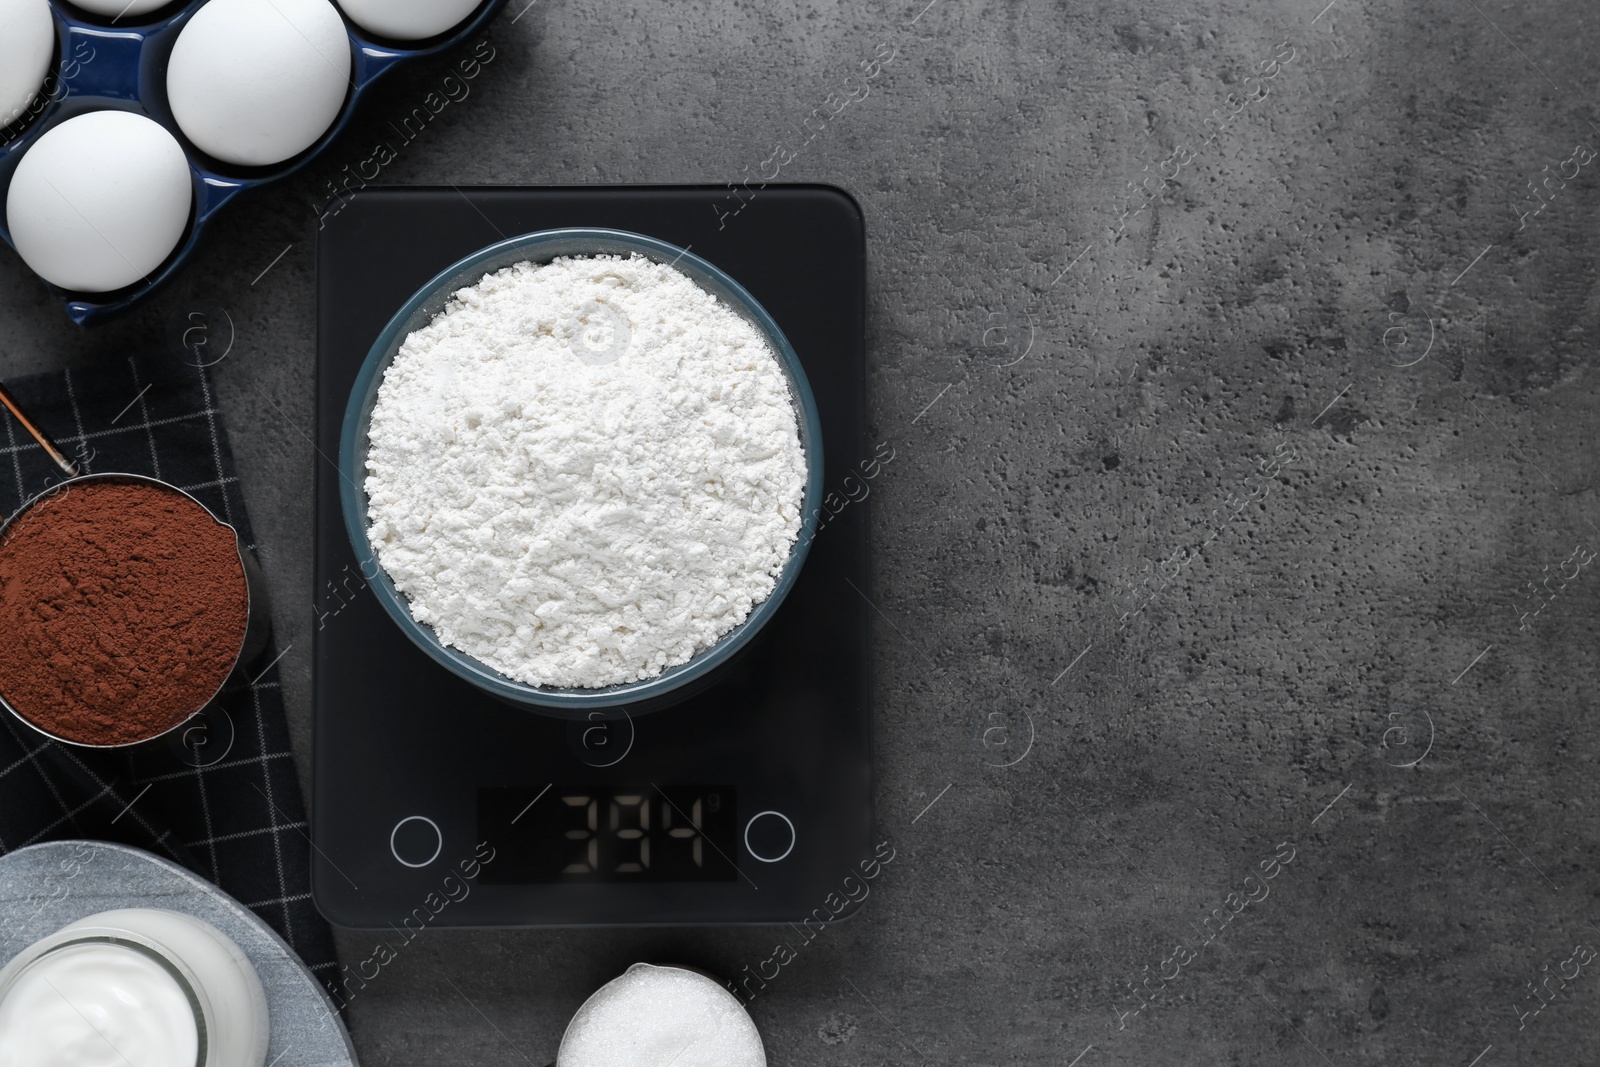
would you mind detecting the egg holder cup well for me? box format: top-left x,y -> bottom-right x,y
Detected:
0,0 -> 508,326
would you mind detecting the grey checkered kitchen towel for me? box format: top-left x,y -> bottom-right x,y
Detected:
0,354 -> 337,984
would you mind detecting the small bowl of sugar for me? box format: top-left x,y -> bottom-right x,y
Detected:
557,963 -> 766,1067
339,228 -> 825,714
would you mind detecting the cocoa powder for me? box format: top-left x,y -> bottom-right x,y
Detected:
0,479 -> 249,746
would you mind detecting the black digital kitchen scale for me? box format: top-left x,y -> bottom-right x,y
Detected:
312,186 -> 872,927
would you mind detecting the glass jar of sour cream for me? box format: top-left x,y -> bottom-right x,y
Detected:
0,909 -> 269,1067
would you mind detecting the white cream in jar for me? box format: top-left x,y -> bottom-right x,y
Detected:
0,942 -> 198,1066
0,909 -> 269,1067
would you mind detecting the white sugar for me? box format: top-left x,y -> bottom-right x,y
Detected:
363,254 -> 806,689
558,964 -> 766,1067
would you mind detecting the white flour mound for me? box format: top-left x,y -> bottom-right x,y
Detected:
363,253 -> 807,689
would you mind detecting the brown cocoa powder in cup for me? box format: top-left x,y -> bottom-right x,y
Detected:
0,480 -> 249,746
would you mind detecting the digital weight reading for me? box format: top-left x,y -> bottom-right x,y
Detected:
478,785 -> 738,883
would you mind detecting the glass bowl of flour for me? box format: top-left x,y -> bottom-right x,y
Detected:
338,229 -> 824,712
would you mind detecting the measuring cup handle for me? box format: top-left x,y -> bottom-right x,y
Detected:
0,379 -> 80,479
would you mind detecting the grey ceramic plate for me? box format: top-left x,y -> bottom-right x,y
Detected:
0,841 -> 357,1067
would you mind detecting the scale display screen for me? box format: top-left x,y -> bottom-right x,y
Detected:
478,786 -> 738,883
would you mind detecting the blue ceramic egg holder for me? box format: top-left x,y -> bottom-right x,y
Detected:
0,0 -> 508,325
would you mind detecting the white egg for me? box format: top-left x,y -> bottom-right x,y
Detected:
335,0 -> 479,41
5,111 -> 193,293
0,0 -> 55,128
69,0 -> 172,16
166,0 -> 351,167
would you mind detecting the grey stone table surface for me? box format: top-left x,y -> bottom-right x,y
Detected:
2,0 -> 1597,1063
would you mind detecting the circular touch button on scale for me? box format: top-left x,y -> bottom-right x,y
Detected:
744,810 -> 795,863
389,816 -> 442,868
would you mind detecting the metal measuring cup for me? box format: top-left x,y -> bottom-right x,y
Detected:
0,380 -> 272,751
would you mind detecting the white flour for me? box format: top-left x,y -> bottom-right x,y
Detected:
363,253 -> 807,689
